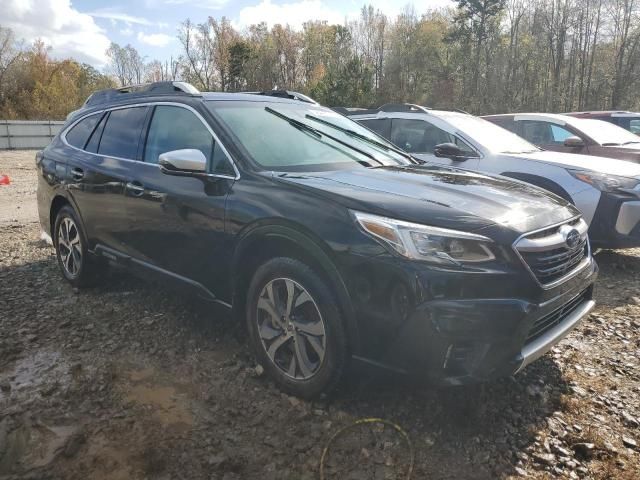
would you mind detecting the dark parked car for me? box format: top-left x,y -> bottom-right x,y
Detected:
37,82 -> 597,397
484,113 -> 640,163
565,111 -> 640,135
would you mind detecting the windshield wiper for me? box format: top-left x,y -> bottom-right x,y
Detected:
264,107 -> 383,166
622,141 -> 640,145
602,142 -> 621,146
304,114 -> 423,164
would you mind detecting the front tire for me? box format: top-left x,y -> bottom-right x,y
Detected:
246,257 -> 348,398
53,205 -> 103,288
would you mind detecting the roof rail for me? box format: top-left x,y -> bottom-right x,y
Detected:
332,107 -> 379,115
246,90 -> 319,105
379,103 -> 431,113
84,81 -> 200,107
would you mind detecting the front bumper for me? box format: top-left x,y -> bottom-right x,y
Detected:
589,192 -> 640,248
347,251 -> 598,385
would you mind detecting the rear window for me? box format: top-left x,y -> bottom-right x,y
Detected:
98,107 -> 148,159
66,114 -> 101,149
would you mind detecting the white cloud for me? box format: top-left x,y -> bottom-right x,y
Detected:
162,0 -> 230,9
88,10 -> 154,26
88,9 -> 169,28
237,0 -> 346,30
2,0 -> 111,66
137,32 -> 173,47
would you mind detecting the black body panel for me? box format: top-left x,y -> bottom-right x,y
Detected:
36,92 -> 597,385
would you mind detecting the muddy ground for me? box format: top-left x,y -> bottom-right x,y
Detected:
1,150 -> 639,479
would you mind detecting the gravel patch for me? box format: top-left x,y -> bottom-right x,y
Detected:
1,150 -> 639,479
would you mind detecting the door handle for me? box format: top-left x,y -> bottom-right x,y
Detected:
71,167 -> 84,180
125,181 -> 145,196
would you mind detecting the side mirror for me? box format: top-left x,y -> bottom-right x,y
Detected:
159,149 -> 207,176
434,142 -> 467,161
563,136 -> 584,148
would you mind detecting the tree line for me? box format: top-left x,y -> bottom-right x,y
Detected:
1,0 -> 639,120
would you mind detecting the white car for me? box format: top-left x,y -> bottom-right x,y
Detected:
343,104 -> 640,249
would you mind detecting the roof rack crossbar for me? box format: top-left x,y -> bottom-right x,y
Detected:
245,90 -> 319,105
379,103 -> 431,113
84,81 -> 200,107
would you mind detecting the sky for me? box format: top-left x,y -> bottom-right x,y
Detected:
1,0 -> 454,70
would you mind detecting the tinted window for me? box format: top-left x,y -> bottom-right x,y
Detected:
98,107 -> 148,159
144,106 -> 214,164
520,121 -> 554,144
359,119 -> 391,139
66,114 -> 101,149
390,119 -> 474,154
85,114 -> 107,153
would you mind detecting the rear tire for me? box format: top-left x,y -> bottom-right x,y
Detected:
53,205 -> 104,288
246,257 -> 348,399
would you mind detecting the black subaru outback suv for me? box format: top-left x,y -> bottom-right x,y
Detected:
37,82 -> 597,398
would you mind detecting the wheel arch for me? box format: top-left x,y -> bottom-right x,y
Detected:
231,220 -> 360,355
49,193 -> 88,246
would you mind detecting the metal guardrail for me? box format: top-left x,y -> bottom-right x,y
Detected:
0,120 -> 64,149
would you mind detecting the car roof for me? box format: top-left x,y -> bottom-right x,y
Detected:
345,107 -> 471,120
567,110 -> 640,118
67,84 -> 317,121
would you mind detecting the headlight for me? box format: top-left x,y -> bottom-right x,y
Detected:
569,170 -> 640,193
353,211 -> 495,265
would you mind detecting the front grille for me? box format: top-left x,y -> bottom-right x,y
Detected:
515,217 -> 590,287
520,237 -> 588,283
526,289 -> 589,343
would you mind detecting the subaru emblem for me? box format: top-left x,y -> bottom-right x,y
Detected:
565,229 -> 581,249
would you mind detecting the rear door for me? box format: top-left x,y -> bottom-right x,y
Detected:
118,103 -> 236,295
87,106 -> 150,253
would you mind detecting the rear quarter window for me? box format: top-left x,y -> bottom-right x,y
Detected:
65,114 -> 101,149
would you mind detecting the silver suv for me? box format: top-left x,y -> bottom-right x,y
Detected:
344,104 -> 640,249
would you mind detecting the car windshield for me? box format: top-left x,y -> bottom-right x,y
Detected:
572,118 -> 640,146
444,114 -> 540,154
208,100 -> 411,171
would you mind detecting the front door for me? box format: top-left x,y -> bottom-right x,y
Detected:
518,120 -> 589,155
389,118 -> 481,170
118,104 -> 236,295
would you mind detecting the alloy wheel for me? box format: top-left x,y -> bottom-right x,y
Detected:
256,277 -> 327,380
57,217 -> 82,277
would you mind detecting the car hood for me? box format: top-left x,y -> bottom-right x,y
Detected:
513,150 -> 640,177
274,165 -> 578,235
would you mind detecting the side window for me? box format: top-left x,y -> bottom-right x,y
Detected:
520,121 -> 554,145
630,120 -> 640,134
391,119 -> 463,154
144,105 -> 234,175
65,114 -> 101,149
358,118 -> 391,140
549,124 -> 574,143
85,113 -> 107,153
98,107 -> 148,159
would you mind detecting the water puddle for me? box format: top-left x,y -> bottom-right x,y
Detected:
0,350 -> 70,403
122,367 -> 193,427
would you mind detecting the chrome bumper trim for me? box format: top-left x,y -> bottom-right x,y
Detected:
515,299 -> 595,373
